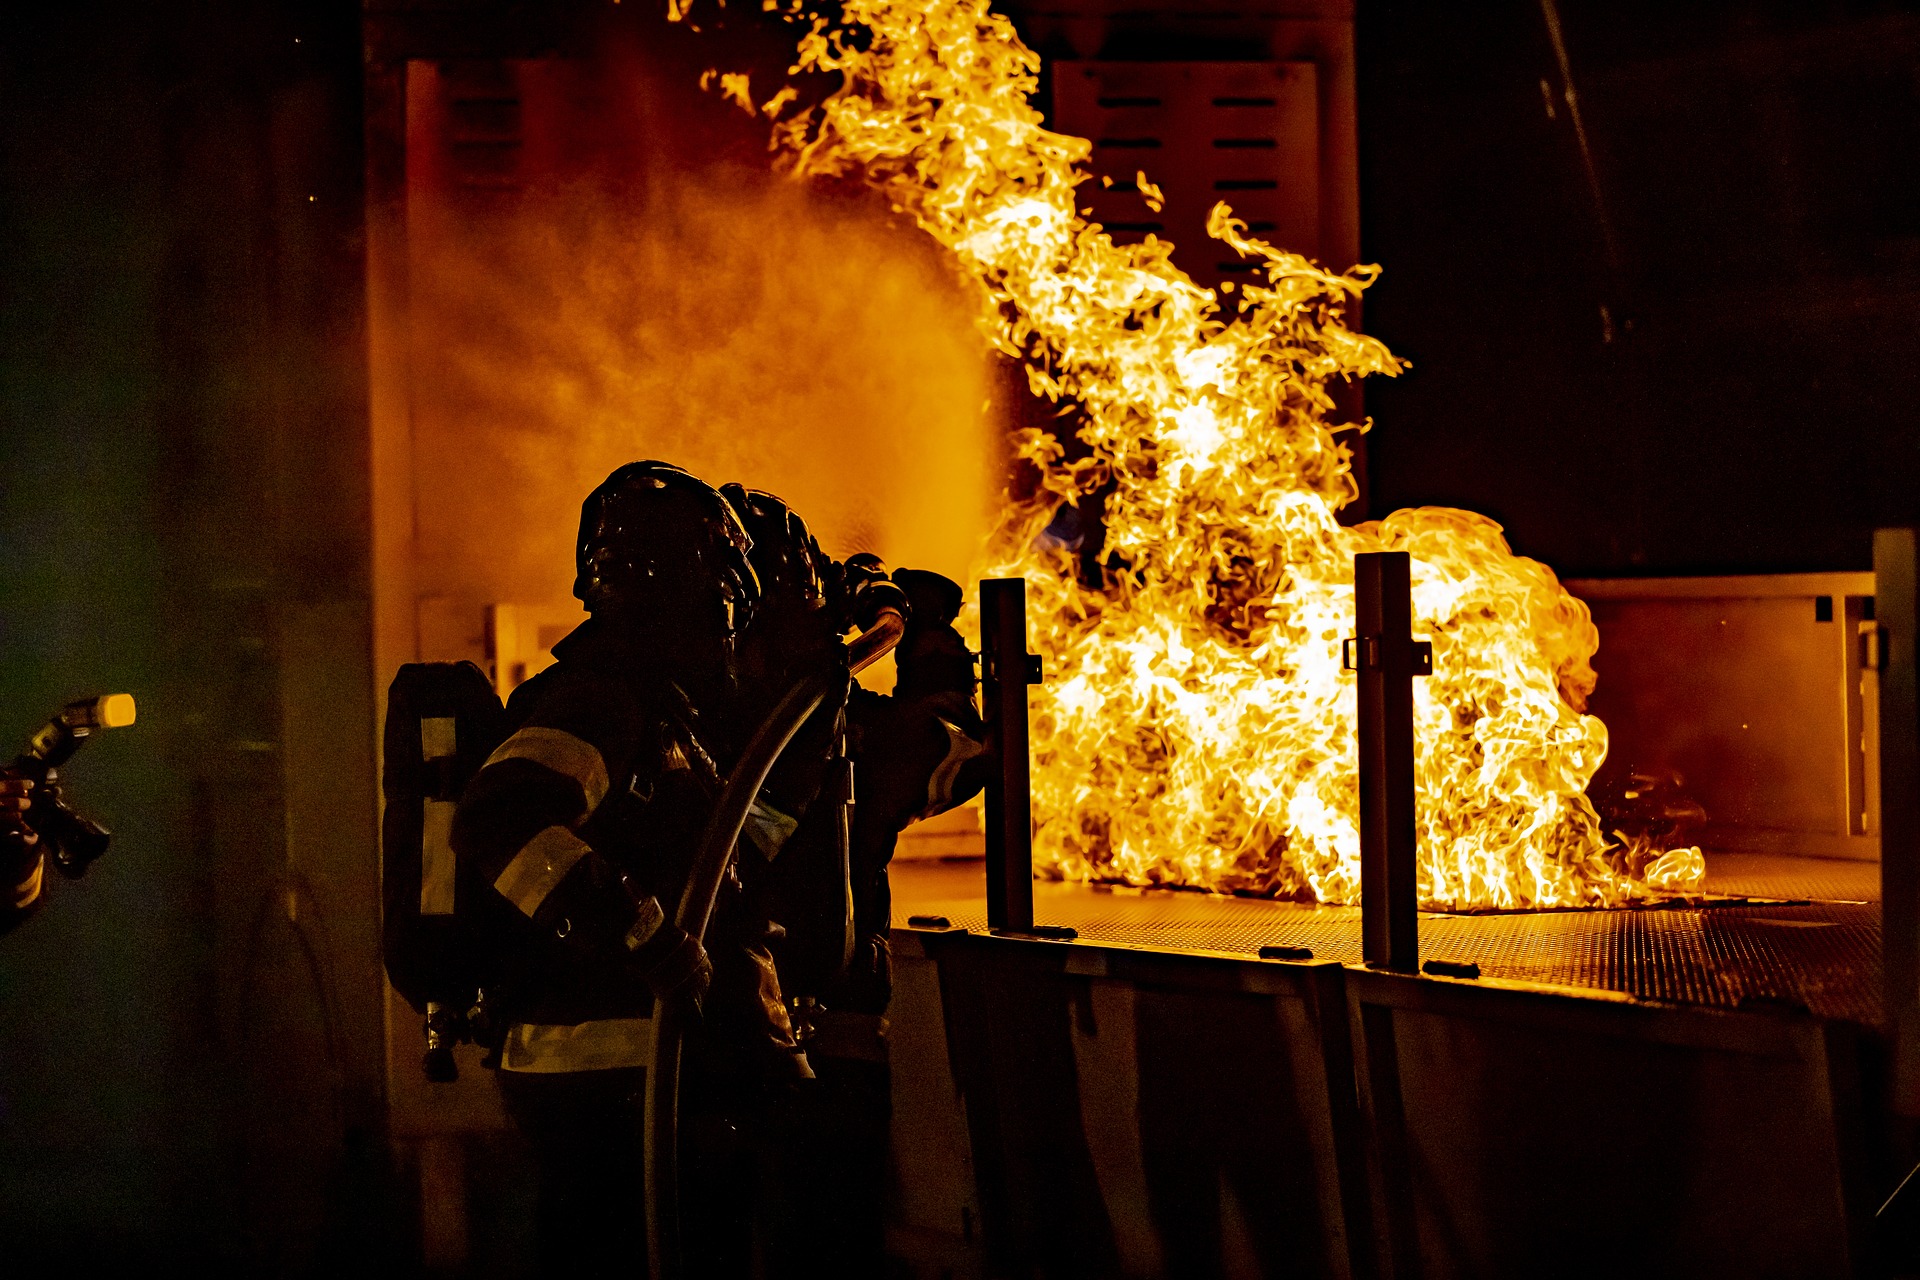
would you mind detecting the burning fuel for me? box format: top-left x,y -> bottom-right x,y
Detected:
683,0 -> 1703,910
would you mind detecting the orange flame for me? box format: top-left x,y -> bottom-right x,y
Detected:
686,0 -> 1702,909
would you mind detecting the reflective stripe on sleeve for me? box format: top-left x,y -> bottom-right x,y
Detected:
493,826 -> 592,918
8,852 -> 43,912
498,1017 -> 654,1073
420,799 -> 457,916
743,797 -> 799,859
921,717 -> 987,819
484,726 -> 610,816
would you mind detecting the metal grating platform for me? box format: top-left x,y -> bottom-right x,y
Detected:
892,853 -> 1883,1027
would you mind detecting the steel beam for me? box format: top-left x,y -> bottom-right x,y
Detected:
1350,552 -> 1426,973
1876,529 -> 1920,1113
981,578 -> 1040,933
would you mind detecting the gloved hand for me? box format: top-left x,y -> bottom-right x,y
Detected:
0,770 -> 33,840
1,770 -> 41,915
892,567 -> 963,628
889,568 -> 977,700
833,553 -> 911,634
632,921 -> 714,1018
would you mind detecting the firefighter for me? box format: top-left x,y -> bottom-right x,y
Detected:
449,460 -> 804,1278
721,487 -> 989,1274
769,559 -> 984,1035
1,768 -> 39,933
790,563 -> 989,1275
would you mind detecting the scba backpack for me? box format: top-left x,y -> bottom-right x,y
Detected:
382,661 -> 508,1081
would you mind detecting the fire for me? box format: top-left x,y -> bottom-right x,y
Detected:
682,0 -> 1704,909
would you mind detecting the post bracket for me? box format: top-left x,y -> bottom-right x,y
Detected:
1342,636 -> 1433,676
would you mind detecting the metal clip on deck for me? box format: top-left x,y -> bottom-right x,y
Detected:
1342,636 -> 1433,676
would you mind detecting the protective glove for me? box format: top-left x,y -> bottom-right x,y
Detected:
890,568 -> 976,700
892,567 -> 963,628
833,553 -> 911,633
630,920 -> 714,1018
0,771 -> 38,880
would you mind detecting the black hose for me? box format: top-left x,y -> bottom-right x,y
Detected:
644,669 -> 834,1277
644,608 -> 904,1275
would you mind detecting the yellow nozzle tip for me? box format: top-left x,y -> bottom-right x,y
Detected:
97,693 -> 136,728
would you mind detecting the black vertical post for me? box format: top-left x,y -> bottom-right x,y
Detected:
982,577 -> 1035,933
1876,530 -> 1920,1113
1352,552 -> 1421,973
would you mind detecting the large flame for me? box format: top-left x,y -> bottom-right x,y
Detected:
687,0 -> 1702,909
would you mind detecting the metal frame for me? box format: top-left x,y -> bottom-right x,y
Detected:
1565,570 -> 1882,860
907,925 -> 1377,1280
897,921 -> 1875,1280
1350,552 -> 1427,973
898,544 -> 1896,1278
1344,966 -> 1868,1279
981,578 -> 1041,933
1877,529 -> 1920,1114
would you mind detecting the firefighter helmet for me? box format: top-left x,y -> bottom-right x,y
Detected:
573,461 -> 761,637
719,484 -> 827,616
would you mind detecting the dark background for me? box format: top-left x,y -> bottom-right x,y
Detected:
2,0 -> 1916,1269
0,0 -> 384,1269
1359,0 -> 1920,575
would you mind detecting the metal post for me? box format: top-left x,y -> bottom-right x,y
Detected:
1349,552 -> 1427,973
1875,530 -> 1920,1113
981,578 -> 1038,933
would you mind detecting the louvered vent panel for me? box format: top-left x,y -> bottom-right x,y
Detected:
1053,61 -> 1320,290
441,62 -> 523,191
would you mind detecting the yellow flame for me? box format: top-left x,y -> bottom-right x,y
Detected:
685,0 -> 1702,909
718,71 -> 756,114
1136,172 -> 1165,215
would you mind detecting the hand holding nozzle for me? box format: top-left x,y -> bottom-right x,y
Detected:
13,694 -> 136,878
834,553 -> 911,634
1,771 -> 37,905
0,772 -> 32,834
632,920 -> 714,1021
21,694 -> 136,769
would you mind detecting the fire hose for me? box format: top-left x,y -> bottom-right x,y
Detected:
644,606 -> 907,1275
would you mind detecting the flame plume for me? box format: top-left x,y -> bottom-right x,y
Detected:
687,0 -> 1702,909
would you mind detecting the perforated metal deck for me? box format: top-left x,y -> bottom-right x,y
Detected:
892,853 -> 1883,1026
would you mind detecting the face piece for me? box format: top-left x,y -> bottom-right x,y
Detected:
574,462 -> 762,644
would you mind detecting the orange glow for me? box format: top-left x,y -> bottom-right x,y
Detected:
690,0 -> 1702,909
402,58 -> 997,629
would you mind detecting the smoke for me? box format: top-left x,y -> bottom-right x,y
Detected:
407,150 -> 998,615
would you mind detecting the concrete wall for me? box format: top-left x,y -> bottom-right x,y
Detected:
0,1 -> 387,1268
